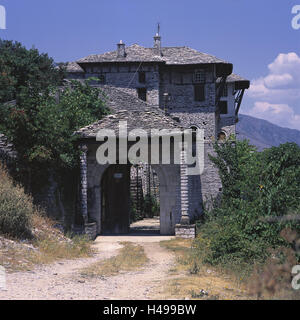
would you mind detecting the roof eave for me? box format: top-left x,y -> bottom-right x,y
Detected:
235,80 -> 250,90
216,63 -> 233,77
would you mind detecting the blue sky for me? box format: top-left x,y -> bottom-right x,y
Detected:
1,0 -> 300,130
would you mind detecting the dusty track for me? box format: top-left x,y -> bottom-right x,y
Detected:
0,234 -> 175,300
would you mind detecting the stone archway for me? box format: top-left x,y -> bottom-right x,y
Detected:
97,163 -> 180,235
80,140 -> 190,238
85,160 -> 180,236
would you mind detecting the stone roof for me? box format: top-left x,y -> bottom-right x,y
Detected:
76,44 -> 228,65
65,62 -> 84,73
217,73 -> 250,89
76,86 -> 183,139
217,73 -> 249,83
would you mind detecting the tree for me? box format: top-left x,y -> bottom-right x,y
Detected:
0,39 -> 109,190
0,39 -> 64,104
0,80 -> 109,188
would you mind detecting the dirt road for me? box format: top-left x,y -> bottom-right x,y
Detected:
0,234 -> 175,300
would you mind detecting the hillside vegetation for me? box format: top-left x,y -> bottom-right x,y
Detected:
190,140 -> 300,298
0,165 -> 92,272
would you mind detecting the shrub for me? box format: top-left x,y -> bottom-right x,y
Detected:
0,164 -> 33,238
194,140 -> 300,269
143,194 -> 160,218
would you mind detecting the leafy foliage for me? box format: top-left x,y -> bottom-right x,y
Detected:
0,39 -> 64,104
143,194 -> 160,218
194,138 -> 300,267
130,193 -> 160,223
0,40 -> 109,190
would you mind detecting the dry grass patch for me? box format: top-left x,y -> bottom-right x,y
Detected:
0,165 -> 93,272
159,238 -> 253,300
161,273 -> 251,300
160,238 -> 194,274
0,213 -> 93,272
81,242 -> 148,278
0,233 -> 93,273
29,235 -> 93,266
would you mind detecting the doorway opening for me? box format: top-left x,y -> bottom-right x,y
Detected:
101,164 -> 160,235
129,164 -> 160,235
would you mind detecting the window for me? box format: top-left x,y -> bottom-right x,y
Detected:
190,126 -> 198,157
139,71 -> 146,83
190,126 -> 198,142
137,88 -> 147,101
219,101 -> 228,114
193,70 -> 206,83
194,84 -> 205,102
222,84 -> 228,97
98,74 -> 106,84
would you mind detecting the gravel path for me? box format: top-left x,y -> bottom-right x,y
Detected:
0,234 -> 175,300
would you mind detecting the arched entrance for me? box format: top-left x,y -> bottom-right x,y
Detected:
100,163 -> 168,235
98,163 -> 180,235
101,164 -> 131,234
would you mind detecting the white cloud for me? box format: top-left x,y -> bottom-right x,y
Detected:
245,52 -> 300,130
263,73 -> 293,89
268,52 -> 300,75
244,102 -> 300,130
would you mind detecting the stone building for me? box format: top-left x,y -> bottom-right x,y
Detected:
67,33 -> 250,238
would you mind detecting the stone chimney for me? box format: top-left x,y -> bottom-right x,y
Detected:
117,40 -> 126,58
153,33 -> 162,56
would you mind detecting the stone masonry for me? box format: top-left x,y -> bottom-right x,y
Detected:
69,32 -> 250,237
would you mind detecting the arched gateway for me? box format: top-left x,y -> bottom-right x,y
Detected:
75,86 -> 199,238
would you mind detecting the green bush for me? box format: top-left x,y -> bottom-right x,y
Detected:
130,197 -> 143,223
194,140 -> 300,268
0,165 -> 33,238
143,194 -> 160,218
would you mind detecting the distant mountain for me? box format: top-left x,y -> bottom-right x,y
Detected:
236,114 -> 300,151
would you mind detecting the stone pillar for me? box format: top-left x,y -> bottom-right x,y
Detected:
79,144 -> 88,225
175,145 -> 196,238
180,148 -> 190,225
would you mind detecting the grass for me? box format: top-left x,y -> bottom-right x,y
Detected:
0,232 -> 93,273
160,238 -> 194,274
29,235 -> 93,266
80,242 -> 148,278
0,165 -> 93,272
0,212 -> 93,272
159,238 -> 252,300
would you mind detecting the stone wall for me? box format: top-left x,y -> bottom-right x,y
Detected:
83,63 -> 160,107
175,224 -> 196,239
